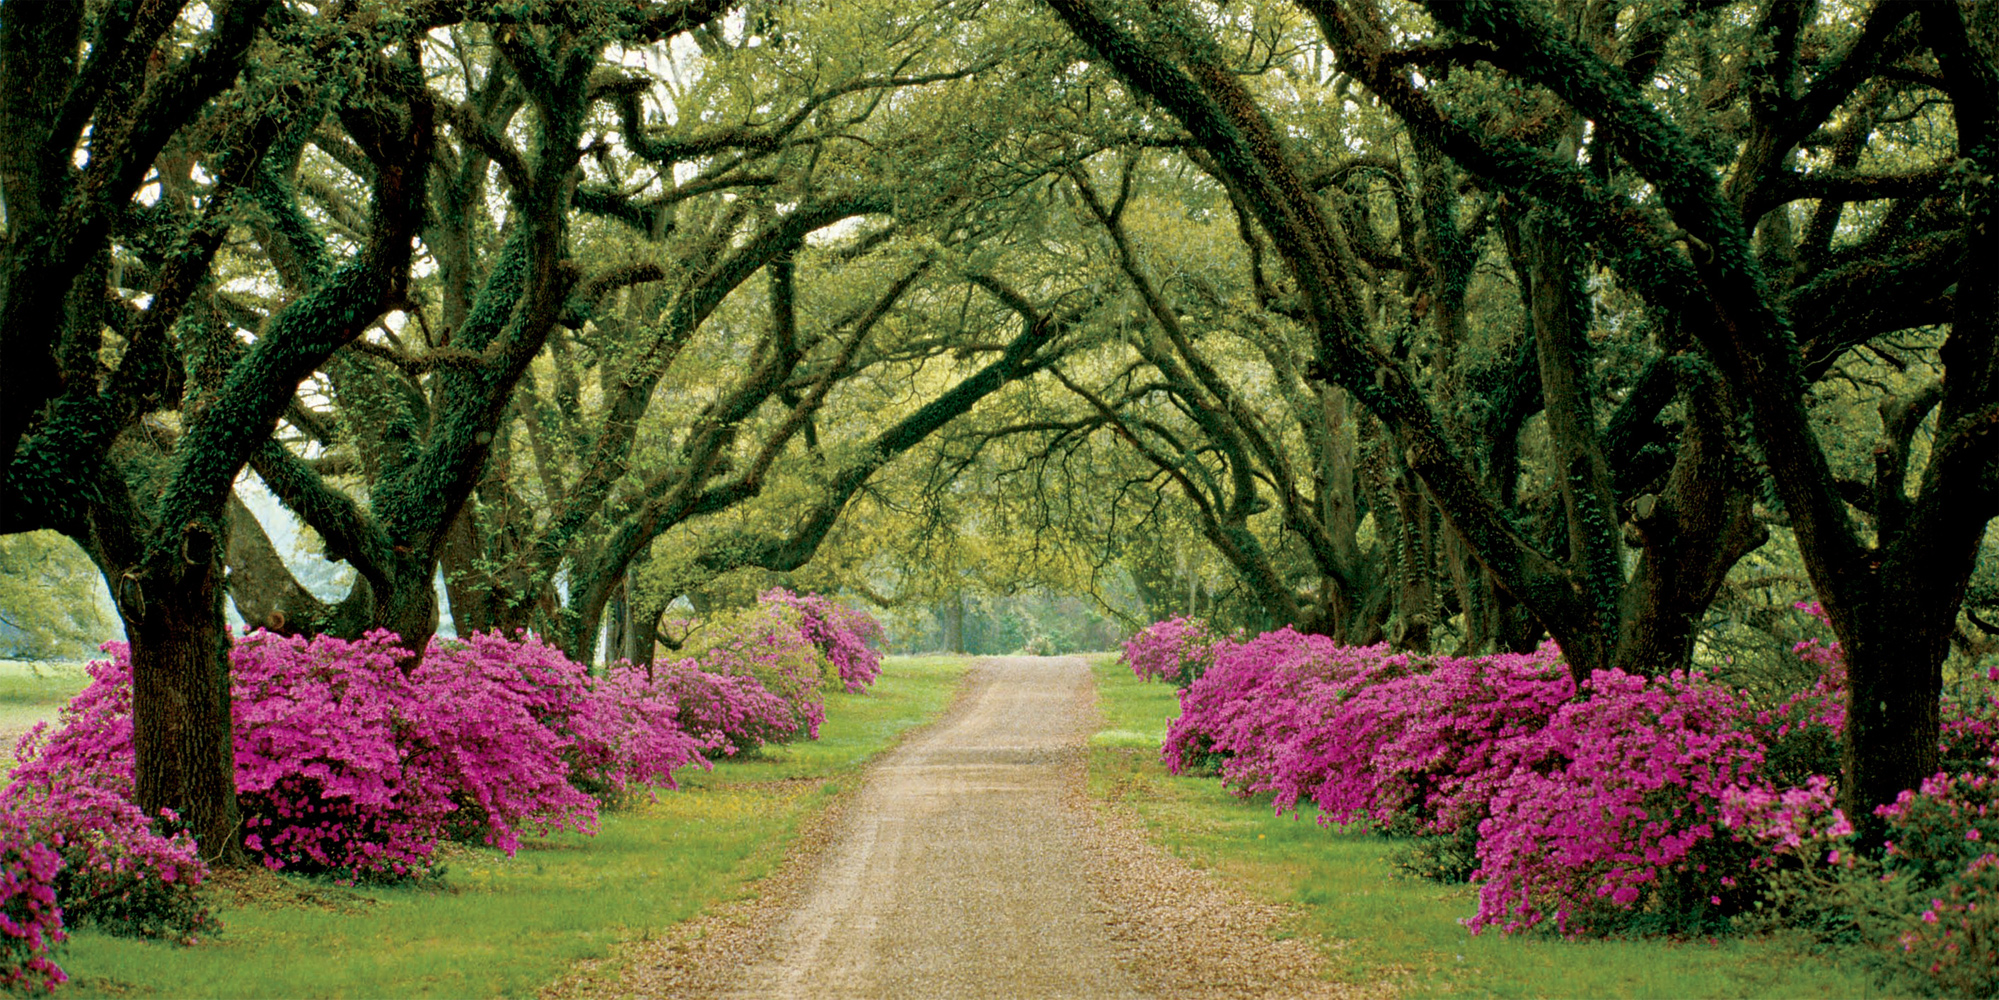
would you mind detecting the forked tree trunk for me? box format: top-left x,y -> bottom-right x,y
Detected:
374,560 -> 440,655
1614,361 -> 1766,674
630,598 -> 666,669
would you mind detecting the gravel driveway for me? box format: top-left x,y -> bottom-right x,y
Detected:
720,655 -> 1143,999
575,656 -> 1375,1000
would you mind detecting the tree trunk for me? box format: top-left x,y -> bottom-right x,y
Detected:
605,577 -> 631,668
1614,361 -> 1766,674
123,547 -> 241,862
1522,209 -> 1621,682
1490,574 -> 1544,655
440,503 -> 503,637
630,599 -> 665,669
373,560 -> 440,656
944,591 -> 967,654
1389,463 -> 1433,652
1841,609 -> 1947,845
1444,527 -> 1485,656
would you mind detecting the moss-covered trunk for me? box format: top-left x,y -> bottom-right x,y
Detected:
1613,361 -> 1766,675
125,551 -> 241,863
375,562 -> 439,656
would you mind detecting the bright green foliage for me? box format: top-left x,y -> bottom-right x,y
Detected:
0,533 -> 113,660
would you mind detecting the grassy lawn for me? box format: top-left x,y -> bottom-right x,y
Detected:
1087,656 -> 1884,1000
0,659 -> 91,706
0,660 -> 92,767
51,655 -> 968,999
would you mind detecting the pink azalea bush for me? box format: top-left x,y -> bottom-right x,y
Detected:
1717,774 -> 1851,866
1718,663 -> 1999,995
0,606 -> 858,986
0,811 -> 66,992
1940,665 -> 1999,773
1875,769 -> 1999,894
0,783 -> 212,944
231,629 -> 623,875
1128,605 -> 1998,994
6,656 -> 132,797
571,661 -> 713,802
683,602 -> 827,742
761,588 -> 885,693
650,660 -> 800,757
1156,629 -> 1572,835
1467,669 -> 1769,935
410,633 -> 606,852
1279,643 -> 1573,832
1124,616 -> 1230,688
1144,616 -> 1829,936
229,630 -> 456,878
16,630 -> 716,883
1158,628 -> 1382,781
1852,768 -> 1999,994
1890,852 -> 1998,996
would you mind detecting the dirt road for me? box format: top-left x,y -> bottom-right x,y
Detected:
721,655 -> 1144,999
588,655 -> 1363,999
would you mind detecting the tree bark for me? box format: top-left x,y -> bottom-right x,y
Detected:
121,528 -> 241,862
945,591 -> 967,654
1614,360 -> 1766,672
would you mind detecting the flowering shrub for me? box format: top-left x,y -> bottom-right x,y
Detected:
1940,665 -> 1999,774
1887,852 -> 1999,997
229,630 -> 454,878
652,660 -> 799,757
7,655 -> 132,797
1134,600 -> 1999,979
7,656 -> 217,942
1145,610 -> 1907,937
1718,775 -> 1851,864
683,603 -> 826,742
761,589 -> 885,693
0,603 -> 845,987
0,782 -> 213,944
570,661 -> 711,803
1875,768 -> 1999,996
1303,643 -> 1571,834
15,630 -> 716,883
411,633 -> 602,852
1123,616 -> 1229,688
1752,667 -> 1846,791
1160,628 -> 1354,780
1158,629 -> 1573,839
1739,768 -> 1999,994
1718,648 -> 1999,994
1249,647 -> 1423,818
1876,770 -> 1999,896
1469,670 -> 1768,935
0,811 -> 65,992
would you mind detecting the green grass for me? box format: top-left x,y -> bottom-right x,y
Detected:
1086,657 -> 1885,999
0,661 -> 91,776
54,655 -> 968,999
0,659 -> 91,706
